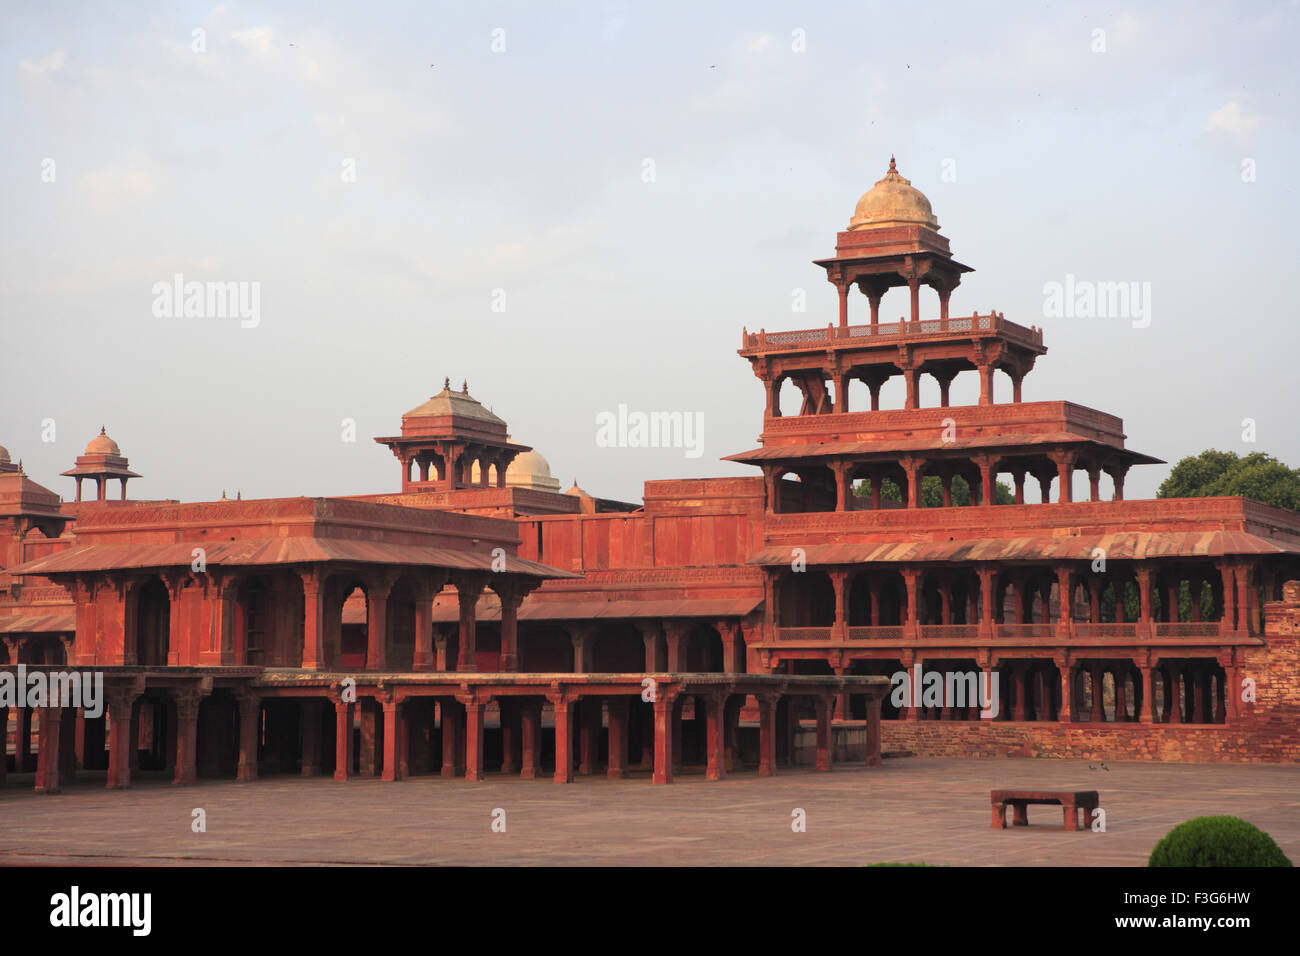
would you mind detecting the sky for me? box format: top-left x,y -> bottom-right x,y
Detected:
1,0 -> 1297,506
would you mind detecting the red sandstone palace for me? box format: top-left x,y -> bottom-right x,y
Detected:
3,159 -> 1298,795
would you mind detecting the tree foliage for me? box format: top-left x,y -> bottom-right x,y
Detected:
1157,450 -> 1300,511
854,474 -> 1014,508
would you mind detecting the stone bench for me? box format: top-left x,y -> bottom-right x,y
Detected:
990,790 -> 1099,832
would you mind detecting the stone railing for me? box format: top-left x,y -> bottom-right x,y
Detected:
776,626 -> 834,642
994,623 -> 1056,639
741,312 -> 1043,354
919,624 -> 980,640
1152,622 -> 1222,638
847,626 -> 905,640
1074,623 -> 1139,639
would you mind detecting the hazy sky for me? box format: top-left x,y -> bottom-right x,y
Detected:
2,1 -> 1297,506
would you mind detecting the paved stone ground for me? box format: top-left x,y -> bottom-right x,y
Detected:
2,757 -> 1297,866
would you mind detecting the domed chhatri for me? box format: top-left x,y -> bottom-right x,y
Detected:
376,380 -> 530,492
60,426 -> 140,502
0,442 -> 10,463
84,426 -> 122,458
848,156 -> 940,232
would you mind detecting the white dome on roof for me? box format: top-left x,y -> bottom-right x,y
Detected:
505,442 -> 560,493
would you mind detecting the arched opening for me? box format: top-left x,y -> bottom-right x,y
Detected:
135,576 -> 170,666
338,583 -> 368,668
775,377 -> 801,417
876,374 -> 906,410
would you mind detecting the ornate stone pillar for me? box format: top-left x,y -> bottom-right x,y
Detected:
706,692 -> 729,781
864,696 -> 882,767
607,698 -> 629,779
520,700 -> 542,779
172,689 -> 205,785
34,705 -> 63,794
550,692 -> 574,784
665,622 -> 688,672
299,569 -> 327,670
105,687 -> 136,789
814,695 -> 832,772
236,690 -> 260,782
756,692 -> 779,777
458,692 -> 485,782
1136,567 -> 1154,637
640,621 -> 664,671
452,572 -> 488,671
333,693 -> 354,781
1056,656 -> 1072,722
830,568 -> 849,642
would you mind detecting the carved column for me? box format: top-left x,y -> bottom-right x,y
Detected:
607,697 -> 629,779
235,690 -> 260,782
171,689 -> 206,785
756,692 -> 779,777
299,569 -> 327,670
706,692 -> 729,781
457,691 -> 486,782
492,577 -> 532,673
830,568 -> 849,642
520,700 -> 542,779
549,691 -> 574,784
814,695 -> 832,772
1056,656 -> 1072,723
1136,567 -> 1154,638
333,692 -> 354,781
34,705 -> 63,794
452,572 -> 488,671
381,694 -> 401,781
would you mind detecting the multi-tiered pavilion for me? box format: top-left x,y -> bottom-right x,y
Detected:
3,158 -> 1299,796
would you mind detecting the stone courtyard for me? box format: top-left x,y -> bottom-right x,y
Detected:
2,756 -> 1296,866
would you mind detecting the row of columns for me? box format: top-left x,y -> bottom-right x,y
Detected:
398,441 -> 516,492
775,561 -> 1264,642
3,684 -> 261,795
999,659 -> 1231,724
324,688 -> 880,786
10,683 -> 884,793
769,452 -> 1132,514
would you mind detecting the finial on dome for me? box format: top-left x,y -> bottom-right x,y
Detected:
889,154 -> 896,171
100,425 -> 106,435
462,380 -> 468,393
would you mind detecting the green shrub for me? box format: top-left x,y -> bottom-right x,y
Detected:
1149,816 -> 1292,867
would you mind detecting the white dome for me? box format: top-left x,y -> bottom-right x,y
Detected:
506,447 -> 560,493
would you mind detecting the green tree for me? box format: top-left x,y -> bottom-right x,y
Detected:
854,474 -> 1014,507
1157,450 -> 1300,511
